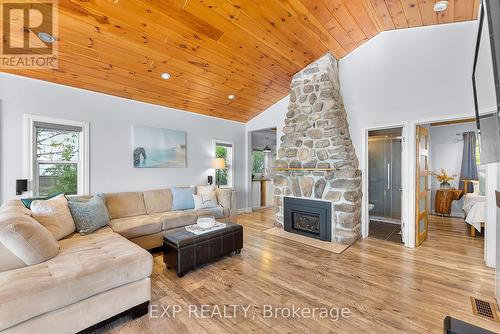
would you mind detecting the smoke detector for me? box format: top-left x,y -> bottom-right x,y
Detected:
433,1 -> 449,12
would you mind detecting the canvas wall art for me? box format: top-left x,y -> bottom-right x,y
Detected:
133,126 -> 186,168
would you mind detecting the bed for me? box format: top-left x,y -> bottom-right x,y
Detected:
463,193 -> 486,237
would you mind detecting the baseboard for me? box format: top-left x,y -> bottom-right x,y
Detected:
237,207 -> 252,214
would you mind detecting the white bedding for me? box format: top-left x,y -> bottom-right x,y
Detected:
463,193 -> 486,232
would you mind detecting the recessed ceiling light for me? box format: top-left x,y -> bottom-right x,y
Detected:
160,72 -> 171,80
228,94 -> 236,100
38,32 -> 55,43
433,1 -> 449,12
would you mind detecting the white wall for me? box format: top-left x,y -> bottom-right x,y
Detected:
0,73 -> 246,208
429,122 -> 477,216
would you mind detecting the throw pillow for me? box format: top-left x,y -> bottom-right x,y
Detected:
0,205 -> 31,216
192,191 -> 218,209
216,188 -> 232,209
20,192 -> 63,209
0,213 -> 60,267
31,194 -> 76,240
197,184 -> 215,195
67,194 -> 110,235
171,186 -> 196,210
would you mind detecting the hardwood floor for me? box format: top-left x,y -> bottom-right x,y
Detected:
96,210 -> 500,333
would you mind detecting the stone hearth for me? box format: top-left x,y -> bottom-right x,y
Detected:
273,53 -> 362,245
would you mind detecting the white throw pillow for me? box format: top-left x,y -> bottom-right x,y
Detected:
31,194 -> 76,240
192,192 -> 218,209
0,213 -> 60,268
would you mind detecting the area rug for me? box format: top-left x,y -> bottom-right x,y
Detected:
262,227 -> 350,254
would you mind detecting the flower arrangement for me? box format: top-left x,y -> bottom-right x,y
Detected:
431,168 -> 457,189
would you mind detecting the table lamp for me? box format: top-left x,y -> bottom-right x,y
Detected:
211,158 -> 226,188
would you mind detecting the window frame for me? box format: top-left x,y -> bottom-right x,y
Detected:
212,139 -> 234,189
24,115 -> 90,196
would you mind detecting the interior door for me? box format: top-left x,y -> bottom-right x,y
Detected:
415,126 -> 429,246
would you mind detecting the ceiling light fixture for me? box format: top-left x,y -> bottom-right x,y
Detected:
262,136 -> 272,153
160,72 -> 171,80
433,1 -> 449,12
227,94 -> 236,100
38,32 -> 55,43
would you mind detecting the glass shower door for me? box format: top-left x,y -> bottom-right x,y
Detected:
368,137 -> 402,222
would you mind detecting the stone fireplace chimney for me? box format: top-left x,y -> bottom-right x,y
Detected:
273,53 -> 362,245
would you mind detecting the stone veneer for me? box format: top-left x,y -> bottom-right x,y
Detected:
272,53 -> 362,245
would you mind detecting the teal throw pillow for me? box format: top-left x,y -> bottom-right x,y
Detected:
67,194 -> 110,235
20,192 -> 63,209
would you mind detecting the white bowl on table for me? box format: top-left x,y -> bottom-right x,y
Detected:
197,217 -> 216,229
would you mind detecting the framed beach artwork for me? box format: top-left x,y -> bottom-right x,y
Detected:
132,125 -> 186,168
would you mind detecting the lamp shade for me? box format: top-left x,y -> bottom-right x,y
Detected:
211,158 -> 226,169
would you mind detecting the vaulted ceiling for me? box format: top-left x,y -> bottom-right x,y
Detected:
2,0 -> 479,122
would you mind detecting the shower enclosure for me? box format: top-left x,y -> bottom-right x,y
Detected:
368,132 -> 402,223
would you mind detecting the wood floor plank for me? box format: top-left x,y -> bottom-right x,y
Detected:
95,209 -> 500,334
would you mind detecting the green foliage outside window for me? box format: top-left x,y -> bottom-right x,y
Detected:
37,128 -> 79,196
215,145 -> 228,186
252,150 -> 264,174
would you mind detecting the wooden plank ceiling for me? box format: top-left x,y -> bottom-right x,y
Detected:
2,0 -> 479,122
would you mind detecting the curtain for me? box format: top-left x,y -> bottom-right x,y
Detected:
459,131 -> 478,193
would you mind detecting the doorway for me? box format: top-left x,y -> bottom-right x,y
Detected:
367,127 -> 403,243
249,128 -> 277,210
414,119 -> 484,247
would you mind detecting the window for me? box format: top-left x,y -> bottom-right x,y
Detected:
25,115 -> 89,196
252,150 -> 264,174
214,140 -> 234,188
475,136 -> 481,166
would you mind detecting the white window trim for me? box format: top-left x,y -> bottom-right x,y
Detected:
23,114 -> 90,196
212,139 -> 234,189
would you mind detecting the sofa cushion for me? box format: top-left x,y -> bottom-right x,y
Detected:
67,194 -> 110,235
150,211 -> 197,230
109,215 -> 162,239
30,194 -> 76,240
143,188 -> 172,214
193,206 -> 225,219
3,200 -> 25,208
0,205 -> 31,216
171,187 -> 195,210
0,214 -> 59,268
196,184 -> 215,195
0,231 -> 153,331
105,192 -> 146,219
0,243 -> 27,273
63,226 -> 114,241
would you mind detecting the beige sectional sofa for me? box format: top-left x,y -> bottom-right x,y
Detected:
0,187 -> 236,334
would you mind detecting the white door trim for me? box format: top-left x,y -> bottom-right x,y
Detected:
408,113 -> 480,249
362,123 -> 409,247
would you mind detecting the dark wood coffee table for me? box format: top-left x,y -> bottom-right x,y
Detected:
163,222 -> 243,277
